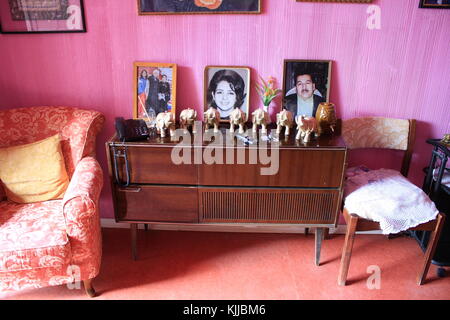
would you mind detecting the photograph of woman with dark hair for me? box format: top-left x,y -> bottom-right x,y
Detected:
206,68 -> 250,121
137,69 -> 149,112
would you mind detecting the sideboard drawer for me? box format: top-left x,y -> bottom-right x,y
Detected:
115,185 -> 198,223
109,145 -> 197,185
199,148 -> 346,188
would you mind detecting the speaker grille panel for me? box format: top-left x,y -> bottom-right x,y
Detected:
199,189 -> 339,224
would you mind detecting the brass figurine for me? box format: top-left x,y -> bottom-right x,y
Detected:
295,115 -> 317,142
316,102 -> 337,136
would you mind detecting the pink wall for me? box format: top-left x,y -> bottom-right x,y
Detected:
0,0 -> 449,219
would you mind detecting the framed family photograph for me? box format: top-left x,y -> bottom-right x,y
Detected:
0,0 -> 86,33
282,60 -> 332,119
204,66 -> 250,122
138,0 -> 261,15
419,0 -> 450,9
133,62 -> 177,122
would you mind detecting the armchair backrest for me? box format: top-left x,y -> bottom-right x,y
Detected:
0,106 -> 105,178
342,117 -> 416,177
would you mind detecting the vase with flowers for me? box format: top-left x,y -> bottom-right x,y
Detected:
255,76 -> 282,119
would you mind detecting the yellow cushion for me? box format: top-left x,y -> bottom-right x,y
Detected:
0,134 -> 69,203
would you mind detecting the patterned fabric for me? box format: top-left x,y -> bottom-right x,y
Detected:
0,106 -> 104,293
342,117 -> 410,151
63,157 -> 103,280
0,200 -> 70,273
0,106 -> 105,177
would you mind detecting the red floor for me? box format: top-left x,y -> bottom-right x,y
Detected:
1,228 -> 449,300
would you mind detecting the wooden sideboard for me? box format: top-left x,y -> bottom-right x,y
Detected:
106,126 -> 347,264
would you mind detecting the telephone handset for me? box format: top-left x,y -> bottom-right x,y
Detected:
113,117 -> 149,187
114,117 -> 149,142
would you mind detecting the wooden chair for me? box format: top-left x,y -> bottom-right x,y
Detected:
338,117 -> 446,286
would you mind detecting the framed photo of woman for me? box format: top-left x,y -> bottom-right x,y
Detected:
204,66 -> 251,122
282,60 -> 332,119
133,62 -> 177,122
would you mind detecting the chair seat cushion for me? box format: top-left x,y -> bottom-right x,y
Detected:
0,200 -> 71,272
344,167 -> 439,235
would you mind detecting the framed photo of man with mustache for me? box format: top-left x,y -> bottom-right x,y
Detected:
282,60 -> 332,119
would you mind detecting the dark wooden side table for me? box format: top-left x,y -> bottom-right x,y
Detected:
413,138 -> 450,276
106,126 -> 347,265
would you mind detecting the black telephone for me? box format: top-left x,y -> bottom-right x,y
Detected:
114,117 -> 149,142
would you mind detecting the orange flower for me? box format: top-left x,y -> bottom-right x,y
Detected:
194,0 -> 223,10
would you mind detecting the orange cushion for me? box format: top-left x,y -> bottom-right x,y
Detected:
0,134 -> 69,203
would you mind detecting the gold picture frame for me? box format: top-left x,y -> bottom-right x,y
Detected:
133,62 -> 177,120
138,0 -> 261,15
204,66 -> 251,122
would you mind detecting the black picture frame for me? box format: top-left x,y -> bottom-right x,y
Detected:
419,0 -> 450,9
282,59 -> 332,118
0,0 -> 87,34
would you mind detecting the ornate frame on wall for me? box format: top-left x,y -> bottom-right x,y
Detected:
0,0 -> 86,34
138,0 -> 261,15
419,0 -> 450,9
296,0 -> 372,3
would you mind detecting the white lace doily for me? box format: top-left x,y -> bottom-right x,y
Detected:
344,168 -> 439,235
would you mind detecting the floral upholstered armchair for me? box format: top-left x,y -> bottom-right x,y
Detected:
0,106 -> 105,297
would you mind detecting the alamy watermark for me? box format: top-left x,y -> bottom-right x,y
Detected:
170,121 -> 280,176
367,265 -> 381,290
367,5 -> 381,30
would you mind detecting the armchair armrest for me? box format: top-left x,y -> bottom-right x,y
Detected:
62,156 -> 104,278
63,156 -> 103,207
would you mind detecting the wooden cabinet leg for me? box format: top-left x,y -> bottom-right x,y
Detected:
324,228 -> 330,240
83,279 -> 96,298
131,223 -> 138,261
417,213 -> 445,285
338,214 -> 359,286
315,228 -> 324,266
144,224 -> 149,231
